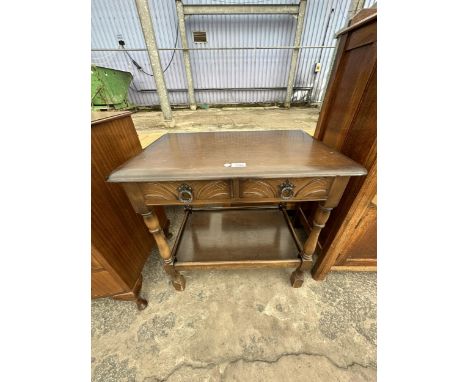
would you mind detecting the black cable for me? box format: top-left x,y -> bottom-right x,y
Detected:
129,81 -> 140,92
121,23 -> 179,77
124,49 -> 154,76
162,24 -> 179,73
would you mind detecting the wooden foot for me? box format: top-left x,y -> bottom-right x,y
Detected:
136,297 -> 148,311
164,261 -> 186,291
290,269 -> 304,288
171,274 -> 186,291
113,274 -> 148,310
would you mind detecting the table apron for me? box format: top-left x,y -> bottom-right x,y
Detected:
140,177 -> 333,206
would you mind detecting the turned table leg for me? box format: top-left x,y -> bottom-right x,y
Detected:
122,183 -> 185,291
291,176 -> 350,287
291,203 -> 332,287
141,209 -> 186,291
154,206 -> 172,239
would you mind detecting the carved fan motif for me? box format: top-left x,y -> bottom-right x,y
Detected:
196,181 -> 230,199
295,178 -> 330,198
242,180 -> 278,198
144,182 -> 178,200
241,178 -> 330,199
143,180 -> 230,201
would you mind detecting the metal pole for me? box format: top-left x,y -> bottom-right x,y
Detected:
175,0 -> 197,110
183,4 -> 299,15
134,86 -> 315,93
284,0 -> 307,108
134,0 -> 172,120
308,6 -> 334,104
92,46 -> 336,52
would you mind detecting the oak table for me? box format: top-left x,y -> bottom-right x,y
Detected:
108,130 -> 366,291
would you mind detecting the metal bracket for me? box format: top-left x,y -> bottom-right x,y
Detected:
174,0 -> 308,109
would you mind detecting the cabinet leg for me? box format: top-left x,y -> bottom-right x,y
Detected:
290,203 -> 332,288
113,274 -> 148,310
141,209 -> 186,291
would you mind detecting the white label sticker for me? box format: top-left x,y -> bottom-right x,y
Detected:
224,162 -> 247,168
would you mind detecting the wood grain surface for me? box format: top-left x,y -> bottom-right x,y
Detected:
173,209 -> 302,270
311,10 -> 377,279
108,130 -> 367,182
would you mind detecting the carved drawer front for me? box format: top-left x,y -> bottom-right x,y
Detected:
239,178 -> 331,201
141,180 -> 232,205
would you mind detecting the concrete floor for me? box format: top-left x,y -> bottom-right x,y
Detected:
131,106 -> 319,148
92,207 -> 376,382
92,107 -> 376,381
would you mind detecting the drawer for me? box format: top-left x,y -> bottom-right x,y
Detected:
141,180 -> 232,205
239,178 -> 331,201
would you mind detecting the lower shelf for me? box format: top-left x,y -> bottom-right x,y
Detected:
172,207 -> 302,270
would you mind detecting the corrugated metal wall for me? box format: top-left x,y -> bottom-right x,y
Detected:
91,0 -> 375,107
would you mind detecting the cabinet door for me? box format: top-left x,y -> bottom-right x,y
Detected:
310,13 -> 377,278
336,195 -> 377,267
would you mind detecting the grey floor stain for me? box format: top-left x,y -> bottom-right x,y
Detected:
93,355 -> 136,382
91,299 -> 140,338
137,312 -> 176,341
316,272 -> 377,346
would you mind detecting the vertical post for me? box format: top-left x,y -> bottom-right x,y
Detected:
175,0 -> 197,110
135,0 -> 173,120
347,0 -> 366,23
284,0 -> 307,108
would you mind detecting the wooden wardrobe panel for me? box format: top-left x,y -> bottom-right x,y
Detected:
91,112 -> 162,304
338,200 -> 377,262
311,10 -> 377,279
318,67 -> 377,246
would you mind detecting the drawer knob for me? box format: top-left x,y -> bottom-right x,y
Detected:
279,180 -> 295,200
178,184 -> 193,203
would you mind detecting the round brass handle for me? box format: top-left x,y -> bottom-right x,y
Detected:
178,184 -> 193,203
279,180 -> 295,200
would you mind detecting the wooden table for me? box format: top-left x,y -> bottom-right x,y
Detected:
108,130 -> 366,291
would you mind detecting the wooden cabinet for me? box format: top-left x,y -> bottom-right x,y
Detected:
311,10 -> 377,280
91,111 -> 169,309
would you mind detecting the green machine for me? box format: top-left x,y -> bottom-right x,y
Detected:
91,65 -> 134,110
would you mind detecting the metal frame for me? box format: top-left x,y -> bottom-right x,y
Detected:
285,0 -> 307,108
92,46 -> 335,52
174,0 -> 308,109
183,4 -> 300,15
134,0 -> 172,120
91,0 -> 365,109
176,0 -> 197,110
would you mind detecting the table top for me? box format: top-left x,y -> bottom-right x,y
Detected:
108,130 -> 367,182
